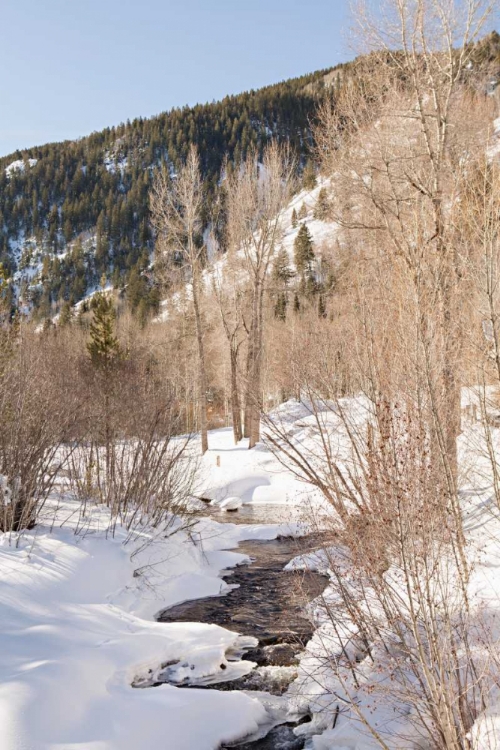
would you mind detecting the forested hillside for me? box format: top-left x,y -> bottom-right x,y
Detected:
0,65 -> 344,318
1,30 -> 499,321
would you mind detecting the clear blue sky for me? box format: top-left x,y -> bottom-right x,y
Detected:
0,0 -> 352,157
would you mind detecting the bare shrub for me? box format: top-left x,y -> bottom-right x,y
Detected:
0,324 -> 82,533
67,309 -> 198,535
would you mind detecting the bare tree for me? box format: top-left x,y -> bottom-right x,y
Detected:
316,0 -> 493,485
211,257 -> 246,443
0,324 -> 82,534
150,145 -> 209,454
225,142 -> 295,448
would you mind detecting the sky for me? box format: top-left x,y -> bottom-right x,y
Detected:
0,0 -> 352,158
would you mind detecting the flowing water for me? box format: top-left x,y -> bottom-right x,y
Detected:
158,505 -> 328,749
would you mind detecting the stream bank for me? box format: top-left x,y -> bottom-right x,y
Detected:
158,506 -> 328,748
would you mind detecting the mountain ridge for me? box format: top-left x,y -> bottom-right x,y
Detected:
1,30 -> 499,320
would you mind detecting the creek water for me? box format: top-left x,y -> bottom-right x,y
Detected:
158,505 -> 328,749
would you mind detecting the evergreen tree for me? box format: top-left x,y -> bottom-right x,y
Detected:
59,300 -> 73,327
0,264 -> 11,326
272,247 -> 294,286
314,187 -> 330,220
291,207 -> 298,228
293,293 -> 301,314
294,224 -> 315,277
274,292 -> 287,321
87,293 -> 121,369
302,159 -> 317,190
318,294 -> 327,318
298,202 -> 307,220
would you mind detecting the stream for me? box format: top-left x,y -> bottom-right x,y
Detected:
159,505 -> 328,749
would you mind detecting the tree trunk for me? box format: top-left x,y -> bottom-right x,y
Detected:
248,279 -> 265,449
243,320 -> 255,439
192,269 -> 208,454
230,348 -> 242,443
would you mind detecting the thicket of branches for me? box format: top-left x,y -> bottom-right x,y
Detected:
0,302 -> 197,537
0,2 -> 499,744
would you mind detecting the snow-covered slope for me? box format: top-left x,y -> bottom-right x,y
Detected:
155,177 -> 338,323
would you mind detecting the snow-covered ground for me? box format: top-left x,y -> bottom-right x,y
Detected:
2,396 -> 500,749
0,417 -> 319,750
0,504 -> 297,748
197,423 -> 324,510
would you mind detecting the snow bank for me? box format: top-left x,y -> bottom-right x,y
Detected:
198,425 -> 319,509
216,495 -> 243,511
0,497 -> 289,750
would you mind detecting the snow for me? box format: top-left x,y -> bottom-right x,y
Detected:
0,497 -> 294,750
280,178 -> 338,268
104,152 -> 128,175
154,176 -> 339,323
215,495 -> 243,511
5,158 -> 37,177
197,425 -> 324,512
3,394 -> 500,748
0,418 -> 319,750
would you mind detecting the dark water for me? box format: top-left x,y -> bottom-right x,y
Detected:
158,510 -> 328,749
221,719 -> 311,750
159,535 -> 325,657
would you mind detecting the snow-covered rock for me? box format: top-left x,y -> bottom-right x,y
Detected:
218,495 -> 243,511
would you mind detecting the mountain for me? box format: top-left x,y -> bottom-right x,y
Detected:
0,65 -> 347,318
1,30 -> 499,320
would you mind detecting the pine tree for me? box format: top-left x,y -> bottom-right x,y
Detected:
293,293 -> 301,314
87,293 -> 121,369
274,292 -> 287,321
0,264 -> 11,327
294,224 -> 315,277
272,247 -> 294,286
59,300 -> 73,327
314,187 -> 330,221
298,202 -> 307,220
302,159 -> 317,190
291,207 -> 298,228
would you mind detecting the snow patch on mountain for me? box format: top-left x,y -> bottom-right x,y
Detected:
5,158 -> 37,177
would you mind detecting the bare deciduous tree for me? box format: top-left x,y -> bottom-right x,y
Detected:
150,145 -> 209,454
211,258 -> 246,443
316,0 -> 493,484
225,142 -> 295,448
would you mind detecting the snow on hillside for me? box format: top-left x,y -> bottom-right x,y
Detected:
104,152 -> 128,174
281,178 -> 337,263
155,177 -> 338,323
5,158 -> 37,177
